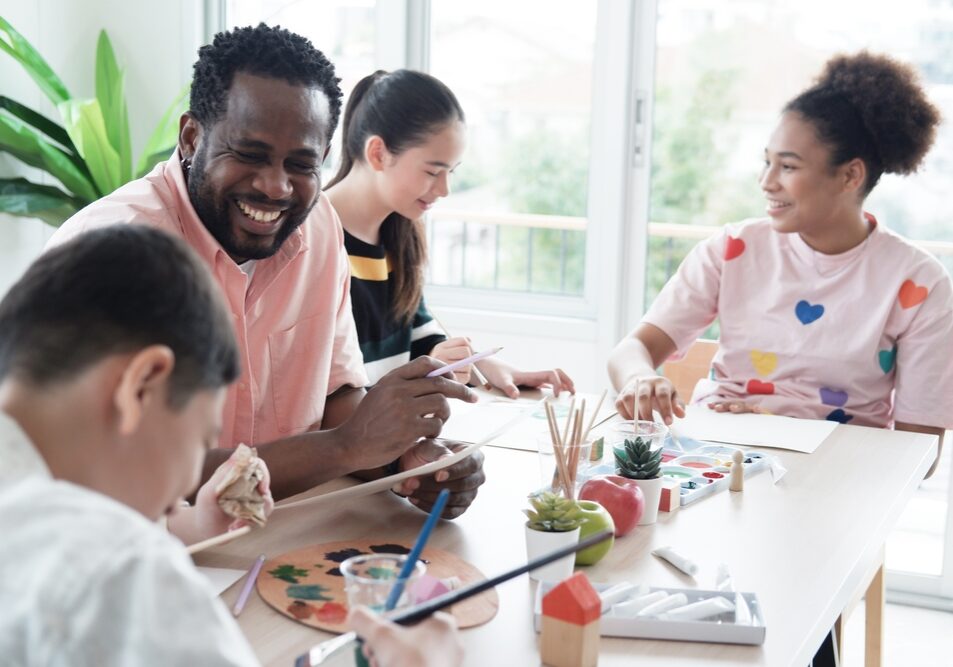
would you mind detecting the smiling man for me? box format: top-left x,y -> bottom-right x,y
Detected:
48,24 -> 485,518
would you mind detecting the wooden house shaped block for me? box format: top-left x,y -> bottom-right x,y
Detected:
540,572 -> 601,667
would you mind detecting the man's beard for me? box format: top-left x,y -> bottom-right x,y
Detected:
186,149 -> 312,261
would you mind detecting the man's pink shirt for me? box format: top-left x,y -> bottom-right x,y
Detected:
643,217 -> 953,429
47,152 -> 368,449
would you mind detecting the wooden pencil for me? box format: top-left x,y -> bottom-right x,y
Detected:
185,525 -> 252,555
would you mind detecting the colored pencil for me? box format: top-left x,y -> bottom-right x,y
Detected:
295,530 -> 615,667
185,525 -> 251,555
429,312 -> 493,390
232,554 -> 266,616
426,346 -> 503,378
384,488 -> 450,611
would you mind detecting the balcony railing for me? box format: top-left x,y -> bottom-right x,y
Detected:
427,208 -> 953,298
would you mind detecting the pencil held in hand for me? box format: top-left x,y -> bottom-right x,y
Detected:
426,347 -> 503,379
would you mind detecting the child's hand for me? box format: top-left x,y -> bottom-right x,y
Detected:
430,337 -> 473,384
349,607 -> 463,667
615,375 -> 685,424
479,358 -> 575,399
169,448 -> 274,545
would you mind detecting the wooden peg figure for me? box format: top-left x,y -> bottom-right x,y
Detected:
730,449 -> 744,492
540,572 -> 600,667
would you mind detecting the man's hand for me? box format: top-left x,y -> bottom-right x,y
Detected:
395,439 -> 486,519
337,356 -> 478,471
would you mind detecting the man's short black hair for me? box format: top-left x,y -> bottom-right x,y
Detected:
189,23 -> 343,139
0,226 -> 240,408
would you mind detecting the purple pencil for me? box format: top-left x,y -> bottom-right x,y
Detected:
233,554 -> 266,617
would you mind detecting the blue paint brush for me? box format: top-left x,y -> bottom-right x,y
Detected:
384,488 -> 449,611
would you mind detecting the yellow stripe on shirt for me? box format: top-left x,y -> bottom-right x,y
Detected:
348,254 -> 391,281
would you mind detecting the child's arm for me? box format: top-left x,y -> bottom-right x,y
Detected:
608,322 -> 686,425
473,356 -> 574,399
167,449 -> 274,545
349,607 -> 463,667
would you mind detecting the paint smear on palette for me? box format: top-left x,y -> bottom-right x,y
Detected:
325,548 -> 367,563
366,567 -> 394,580
369,543 -> 411,554
268,564 -> 309,583
286,584 -> 332,601
285,600 -> 348,624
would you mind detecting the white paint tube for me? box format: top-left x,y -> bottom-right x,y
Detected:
636,592 -> 689,617
609,590 -> 668,617
651,546 -> 699,576
735,592 -> 752,625
599,582 -> 643,614
660,595 -> 735,622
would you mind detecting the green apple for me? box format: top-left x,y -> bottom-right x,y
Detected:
574,499 -> 615,565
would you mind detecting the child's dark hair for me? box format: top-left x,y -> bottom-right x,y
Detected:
784,51 -> 940,195
189,23 -> 343,140
0,226 -> 240,408
326,69 -> 465,324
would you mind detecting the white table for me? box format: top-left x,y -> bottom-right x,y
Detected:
197,422 -> 936,666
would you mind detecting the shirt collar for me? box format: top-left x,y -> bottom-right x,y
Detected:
0,411 -> 51,487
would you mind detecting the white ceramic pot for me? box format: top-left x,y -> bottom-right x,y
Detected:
633,476 -> 663,525
524,524 -> 581,582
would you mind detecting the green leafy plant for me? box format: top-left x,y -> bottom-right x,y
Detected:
524,491 -> 584,532
0,18 -> 188,226
614,437 -> 663,480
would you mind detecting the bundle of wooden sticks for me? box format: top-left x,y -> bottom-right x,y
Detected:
542,390 -> 606,499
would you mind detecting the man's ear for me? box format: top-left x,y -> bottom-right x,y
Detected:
114,346 -> 176,437
178,113 -> 202,161
365,135 -> 389,171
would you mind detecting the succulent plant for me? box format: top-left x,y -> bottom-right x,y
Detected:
614,436 -> 662,480
523,491 -> 584,532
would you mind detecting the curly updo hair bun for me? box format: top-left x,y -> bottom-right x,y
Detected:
784,51 -> 941,195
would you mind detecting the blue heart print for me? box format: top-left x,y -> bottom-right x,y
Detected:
795,300 -> 824,325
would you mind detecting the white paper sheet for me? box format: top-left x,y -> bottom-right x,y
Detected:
197,566 -> 247,595
441,391 -> 617,452
673,405 -> 837,454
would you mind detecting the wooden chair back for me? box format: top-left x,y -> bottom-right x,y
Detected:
661,339 -> 718,402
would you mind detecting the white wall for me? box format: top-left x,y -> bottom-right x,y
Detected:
0,0 -> 202,294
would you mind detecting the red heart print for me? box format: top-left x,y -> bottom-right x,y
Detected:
898,279 -> 928,309
724,236 -> 745,261
746,379 -> 775,395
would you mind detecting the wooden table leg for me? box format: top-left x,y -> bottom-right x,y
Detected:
864,560 -> 885,667
834,613 -> 846,665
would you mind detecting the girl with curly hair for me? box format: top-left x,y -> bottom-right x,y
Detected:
609,51 -> 951,476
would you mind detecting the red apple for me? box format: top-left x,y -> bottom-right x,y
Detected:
578,474 -> 644,537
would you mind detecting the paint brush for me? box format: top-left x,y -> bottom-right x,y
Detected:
294,530 -> 615,667
426,347 -> 503,379
232,553 -> 266,616
185,525 -> 251,555
429,312 -> 493,390
384,488 -> 449,611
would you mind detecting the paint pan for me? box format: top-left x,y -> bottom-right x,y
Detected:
661,465 -> 696,479
672,455 -> 719,469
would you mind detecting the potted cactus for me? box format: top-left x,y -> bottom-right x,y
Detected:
614,429 -> 666,525
523,491 -> 584,581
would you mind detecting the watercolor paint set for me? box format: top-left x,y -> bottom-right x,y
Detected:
660,444 -> 770,507
534,582 -> 766,645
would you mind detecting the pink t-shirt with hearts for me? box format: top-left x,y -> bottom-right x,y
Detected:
642,216 -> 953,429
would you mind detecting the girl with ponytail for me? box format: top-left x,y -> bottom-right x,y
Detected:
327,69 -> 573,397
609,52 -> 951,477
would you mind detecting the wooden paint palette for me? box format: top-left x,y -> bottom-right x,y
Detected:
256,539 -> 499,633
